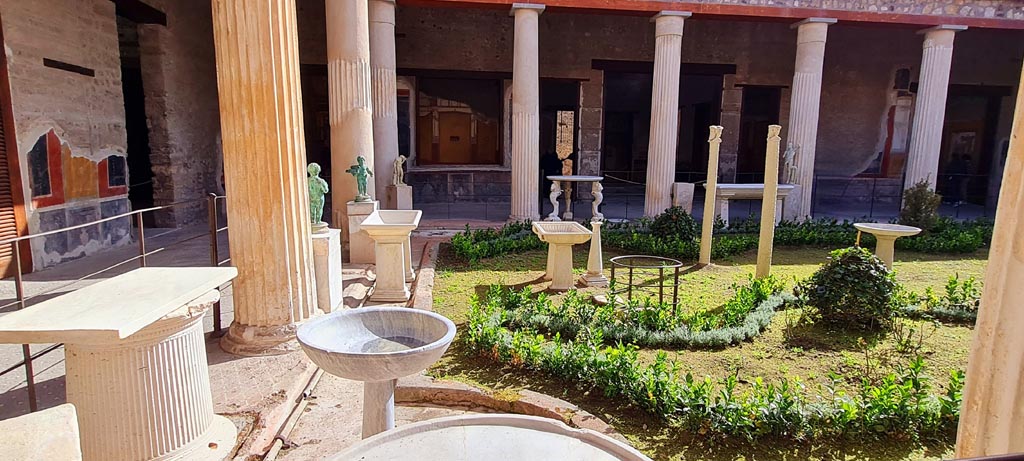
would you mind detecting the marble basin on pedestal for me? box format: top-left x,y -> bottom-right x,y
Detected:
331,414 -> 653,461
297,307 -> 456,438
853,223 -> 922,269
360,210 -> 423,302
532,222 -> 592,291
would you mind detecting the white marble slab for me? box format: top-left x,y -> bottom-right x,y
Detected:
0,267 -> 237,345
0,403 -> 82,460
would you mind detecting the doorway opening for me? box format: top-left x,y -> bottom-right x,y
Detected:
737,86 -> 782,183
936,85 -> 1012,209
540,80 -> 580,197
117,16 -> 155,227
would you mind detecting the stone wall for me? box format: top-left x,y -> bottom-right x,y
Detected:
138,0 -> 221,226
0,0 -> 131,269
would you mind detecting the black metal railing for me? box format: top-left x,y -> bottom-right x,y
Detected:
0,193 -> 229,413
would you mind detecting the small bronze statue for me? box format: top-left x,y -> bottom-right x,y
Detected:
346,156 -> 374,202
392,155 -> 407,186
307,162 -> 329,233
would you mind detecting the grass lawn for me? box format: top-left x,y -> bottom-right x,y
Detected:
429,243 -> 987,461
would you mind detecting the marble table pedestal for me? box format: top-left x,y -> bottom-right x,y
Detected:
854,223 -> 922,269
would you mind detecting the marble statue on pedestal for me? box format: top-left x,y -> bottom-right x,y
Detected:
393,155 -> 407,186
308,163 -> 329,233
782,143 -> 799,184
346,156 -> 374,202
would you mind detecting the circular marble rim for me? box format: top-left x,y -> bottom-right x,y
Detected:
297,306 -> 456,358
331,413 -> 652,461
853,222 -> 923,236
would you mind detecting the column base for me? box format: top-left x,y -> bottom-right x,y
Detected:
581,273 -> 609,287
153,415 -> 236,461
369,286 -> 411,303
220,322 -> 299,356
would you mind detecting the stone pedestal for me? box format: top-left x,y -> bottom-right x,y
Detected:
787,18 -> 836,217
644,11 -> 690,217
699,126 -> 723,265
69,291 -> 235,461
212,0 -> 317,356
369,234 -> 411,302
904,25 -> 967,190
348,200 -> 379,264
312,228 -> 343,313
581,221 -> 608,287
755,125 -> 782,279
782,184 -> 803,221
672,182 -> 695,213
387,184 -> 413,210
510,3 -> 545,221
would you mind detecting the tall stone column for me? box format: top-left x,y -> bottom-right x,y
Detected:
955,61 -> 1024,458
327,0 -> 376,224
510,3 -> 544,221
904,25 -> 967,190
787,17 -> 836,218
211,0 -> 318,355
643,11 -> 690,217
370,0 -> 399,204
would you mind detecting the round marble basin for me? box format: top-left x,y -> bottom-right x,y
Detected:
331,414 -> 653,461
297,307 -> 456,383
853,222 -> 922,238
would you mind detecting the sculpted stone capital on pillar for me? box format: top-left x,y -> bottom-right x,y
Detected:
510,3 -> 545,15
651,11 -> 690,36
919,24 -> 967,48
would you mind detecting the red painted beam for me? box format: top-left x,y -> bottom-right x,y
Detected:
398,0 -> 1024,30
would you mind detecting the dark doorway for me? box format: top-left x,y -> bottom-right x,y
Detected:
540,80 -> 580,197
737,86 -> 782,183
936,85 -> 1011,208
601,67 -> 725,184
117,16 -> 154,225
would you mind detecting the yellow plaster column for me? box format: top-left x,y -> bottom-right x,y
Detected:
644,11 -> 691,217
510,3 -> 545,221
955,60 -> 1024,457
327,0 -> 377,223
211,0 -> 318,355
370,0 -> 399,204
755,125 -> 782,279
904,25 -> 967,190
787,18 -> 836,218
699,126 -> 723,266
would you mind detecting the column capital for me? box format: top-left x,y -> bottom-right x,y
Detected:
918,24 -> 968,34
510,3 -> 545,16
791,17 -> 837,29
652,11 -> 690,37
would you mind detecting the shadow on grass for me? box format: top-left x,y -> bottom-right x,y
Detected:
431,333 -> 954,461
782,320 -> 887,352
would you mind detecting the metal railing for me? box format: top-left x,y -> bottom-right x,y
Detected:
0,193 -> 229,412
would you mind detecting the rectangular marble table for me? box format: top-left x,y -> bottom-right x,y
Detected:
0,267 -> 239,461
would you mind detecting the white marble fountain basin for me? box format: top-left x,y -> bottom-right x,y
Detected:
297,306 -> 456,382
332,414 -> 653,461
360,209 -> 423,236
532,221 -> 593,245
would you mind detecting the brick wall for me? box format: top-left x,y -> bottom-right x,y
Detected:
0,0 -> 131,269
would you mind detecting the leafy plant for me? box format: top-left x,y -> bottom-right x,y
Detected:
899,274 -> 981,323
797,247 -> 899,330
649,206 -> 699,241
450,221 -> 543,262
900,180 -> 942,231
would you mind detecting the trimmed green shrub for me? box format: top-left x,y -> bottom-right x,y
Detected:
900,180 -> 942,231
649,206 -> 699,240
898,274 -> 980,323
797,247 -> 899,330
450,221 -> 542,262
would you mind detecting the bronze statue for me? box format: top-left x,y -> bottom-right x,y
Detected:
346,156 -> 374,202
307,163 -> 329,232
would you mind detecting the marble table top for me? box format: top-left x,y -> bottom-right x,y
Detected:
704,183 -> 796,198
0,267 -> 237,345
546,175 -> 604,182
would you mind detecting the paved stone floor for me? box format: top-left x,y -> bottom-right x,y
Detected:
273,372 -> 476,460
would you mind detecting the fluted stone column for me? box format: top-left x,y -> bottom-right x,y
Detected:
212,0 -> 318,356
510,3 -> 544,221
328,0 -> 377,223
643,11 -> 690,217
370,0 -> 399,205
787,17 -> 836,218
904,25 -> 967,190
955,60 -> 1024,458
